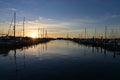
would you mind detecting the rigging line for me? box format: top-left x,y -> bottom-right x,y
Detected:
7,16 -> 14,36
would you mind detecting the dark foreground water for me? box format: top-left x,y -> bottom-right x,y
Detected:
0,40 -> 120,80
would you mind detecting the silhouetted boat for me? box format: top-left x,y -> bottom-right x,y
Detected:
0,36 -> 19,48
0,12 -> 17,47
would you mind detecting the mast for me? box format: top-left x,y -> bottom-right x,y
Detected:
43,27 -> 44,38
85,27 -> 86,39
67,33 -> 69,38
38,28 -> 40,38
79,34 -> 80,39
81,33 -> 83,39
105,26 -> 107,39
23,17 -> 25,37
7,16 -> 14,36
40,28 -> 42,38
45,30 -> 47,38
13,12 -> 16,38
95,27 -> 96,38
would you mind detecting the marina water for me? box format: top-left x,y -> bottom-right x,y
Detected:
0,40 -> 120,80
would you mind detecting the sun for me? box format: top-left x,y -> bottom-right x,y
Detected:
28,31 -> 38,38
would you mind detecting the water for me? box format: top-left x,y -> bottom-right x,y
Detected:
0,40 -> 120,80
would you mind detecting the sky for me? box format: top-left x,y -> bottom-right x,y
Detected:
0,0 -> 120,38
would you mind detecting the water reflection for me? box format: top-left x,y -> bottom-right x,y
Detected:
0,48 -> 10,56
91,45 -> 120,58
0,40 -> 120,80
37,43 -> 47,60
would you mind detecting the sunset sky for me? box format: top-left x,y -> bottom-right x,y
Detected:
0,0 -> 120,38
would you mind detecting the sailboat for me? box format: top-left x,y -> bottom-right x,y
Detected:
0,12 -> 17,47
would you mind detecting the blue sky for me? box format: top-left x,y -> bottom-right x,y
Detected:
0,0 -> 120,37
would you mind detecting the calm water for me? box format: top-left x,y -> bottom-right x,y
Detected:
0,40 -> 120,80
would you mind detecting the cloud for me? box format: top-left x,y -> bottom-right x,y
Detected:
0,8 -> 17,12
110,14 -> 120,18
7,8 -> 17,11
10,16 -> 102,31
100,13 -> 119,19
0,0 -> 10,5
35,16 -> 57,24
0,15 -> 120,38
1,15 -> 120,34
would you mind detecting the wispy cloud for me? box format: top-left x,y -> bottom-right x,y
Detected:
7,8 -> 17,11
1,15 -> 120,34
100,13 -> 120,20
0,0 -> 10,5
1,16 -> 105,30
0,7 -> 17,12
110,14 -> 120,18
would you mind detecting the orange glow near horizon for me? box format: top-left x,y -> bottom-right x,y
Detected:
27,31 -> 38,38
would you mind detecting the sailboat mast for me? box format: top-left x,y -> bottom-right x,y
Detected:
13,12 -> 16,38
46,30 -> 47,38
95,27 -> 96,38
43,28 -> 44,38
38,28 -> 40,38
105,26 -> 107,39
85,27 -> 86,39
23,17 -> 25,37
